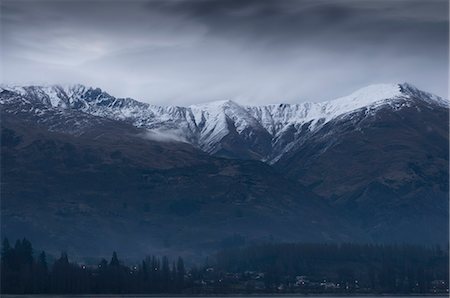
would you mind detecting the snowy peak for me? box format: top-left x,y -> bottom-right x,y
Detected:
399,82 -> 448,107
327,83 -> 403,114
245,83 -> 404,137
335,83 -> 403,102
187,99 -> 268,154
247,83 -> 446,134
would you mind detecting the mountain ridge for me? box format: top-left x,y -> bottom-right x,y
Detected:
1,82 -> 446,162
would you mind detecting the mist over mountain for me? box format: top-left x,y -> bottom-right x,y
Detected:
0,83 -> 448,259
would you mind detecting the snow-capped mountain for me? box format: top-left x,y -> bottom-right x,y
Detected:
1,83 -> 446,162
1,82 -> 448,253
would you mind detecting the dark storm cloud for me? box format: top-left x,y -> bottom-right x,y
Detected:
153,0 -> 447,50
0,0 -> 448,105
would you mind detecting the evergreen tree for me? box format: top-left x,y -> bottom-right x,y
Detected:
1,238 -> 13,293
95,258 -> 109,293
176,257 -> 185,289
110,251 -> 120,267
1,238 -> 11,263
34,251 -> 49,293
51,252 -> 72,293
107,251 -> 125,293
161,256 -> 170,291
38,251 -> 48,272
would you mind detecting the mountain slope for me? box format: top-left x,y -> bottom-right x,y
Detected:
0,82 -> 448,256
1,90 -> 363,258
275,90 -> 449,243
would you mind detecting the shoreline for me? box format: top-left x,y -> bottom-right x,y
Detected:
2,294 -> 449,297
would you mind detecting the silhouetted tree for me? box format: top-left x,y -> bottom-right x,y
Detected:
33,251 -> 49,293
176,257 -> 185,290
1,238 -> 448,295
110,251 -> 120,267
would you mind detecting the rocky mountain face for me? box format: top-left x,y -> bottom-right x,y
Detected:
2,83 -> 445,161
275,93 -> 449,243
0,83 -> 448,258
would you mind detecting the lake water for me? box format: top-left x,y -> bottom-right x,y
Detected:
2,296 -> 447,298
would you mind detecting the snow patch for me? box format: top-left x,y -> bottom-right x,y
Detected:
1,82 -> 447,160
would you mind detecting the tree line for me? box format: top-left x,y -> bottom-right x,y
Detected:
1,238 -> 448,294
1,238 -> 186,294
214,242 -> 449,293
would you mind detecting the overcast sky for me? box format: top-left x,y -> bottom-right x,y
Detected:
1,0 -> 448,106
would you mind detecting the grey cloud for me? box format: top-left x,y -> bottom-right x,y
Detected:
0,0 -> 448,105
